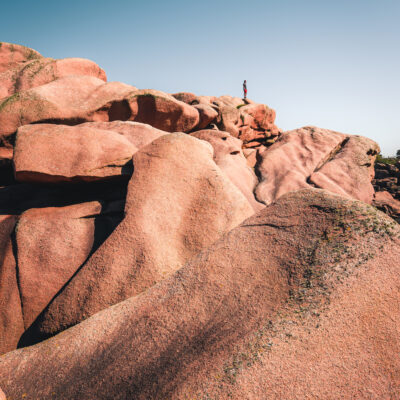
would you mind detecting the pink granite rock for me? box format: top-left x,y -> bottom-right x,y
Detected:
1,190 -> 399,399
0,42 -> 42,74
77,121 -> 167,150
23,133 -> 253,342
255,126 -> 347,204
13,123 -> 136,183
0,57 -> 106,99
191,129 -> 264,212
309,135 -> 379,204
0,215 -> 23,355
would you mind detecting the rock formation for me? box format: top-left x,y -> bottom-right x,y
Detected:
0,42 -> 398,399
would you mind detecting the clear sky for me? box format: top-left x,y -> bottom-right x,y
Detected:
1,0 -> 399,155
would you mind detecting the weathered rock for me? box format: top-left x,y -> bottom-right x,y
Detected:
16,201 -> 123,329
0,42 -> 42,74
20,133 -> 253,344
0,75 -> 137,145
193,103 -> 218,130
190,130 -> 264,212
1,190 -> 399,399
13,124 -> 136,183
373,191 -> 400,223
77,121 -> 167,150
171,92 -> 198,104
0,57 -> 106,99
0,215 -> 23,355
0,387 -> 5,400
255,126 -> 347,204
309,135 -> 379,204
128,90 -> 199,132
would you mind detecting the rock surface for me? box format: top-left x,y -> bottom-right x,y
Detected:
0,42 -> 398,400
373,190 -> 400,223
0,57 -> 106,99
0,42 -> 42,74
190,129 -> 264,212
16,201 -> 123,329
20,133 -> 253,344
0,215 -> 23,355
1,190 -> 399,399
255,126 -> 379,205
13,123 -> 136,183
77,121 -> 167,150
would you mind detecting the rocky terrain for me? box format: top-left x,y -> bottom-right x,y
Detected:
0,42 -> 399,399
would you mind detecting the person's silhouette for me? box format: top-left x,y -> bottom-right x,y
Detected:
243,80 -> 247,99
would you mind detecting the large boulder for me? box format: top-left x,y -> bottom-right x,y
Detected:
309,135 -> 379,204
0,75 -> 137,145
190,129 -> 264,212
1,190 -> 399,399
20,133 -> 253,344
0,42 -> 42,74
255,126 -> 378,205
128,90 -> 199,132
77,121 -> 168,150
373,190 -> 400,223
0,57 -> 106,99
13,124 -> 137,183
15,201 -> 123,329
0,78 -> 201,146
0,215 -> 23,355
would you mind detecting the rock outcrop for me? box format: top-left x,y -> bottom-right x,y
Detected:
0,43 -> 397,399
1,190 -> 399,399
13,123 -> 136,183
20,133 -> 253,345
0,57 -> 106,99
255,126 -> 379,205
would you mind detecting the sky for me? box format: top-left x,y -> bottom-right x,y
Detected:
1,0 -> 399,155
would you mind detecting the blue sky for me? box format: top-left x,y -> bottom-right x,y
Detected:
1,0 -> 399,155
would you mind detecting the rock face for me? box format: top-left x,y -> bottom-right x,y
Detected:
190,129 -> 264,212
77,121 -> 168,150
373,190 -> 400,223
20,133 -> 253,345
13,124 -> 136,183
15,201 -> 123,328
1,190 -> 399,400
255,126 -> 379,205
0,57 -> 106,99
0,42 -> 42,74
0,76 -> 137,145
0,215 -> 23,355
0,43 -> 398,400
373,161 -> 400,201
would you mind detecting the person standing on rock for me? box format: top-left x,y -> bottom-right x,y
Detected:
243,80 -> 247,99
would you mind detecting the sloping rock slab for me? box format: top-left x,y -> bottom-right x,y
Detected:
1,190 -> 399,399
191,129 -> 264,212
0,57 -> 106,99
0,42 -> 42,74
309,135 -> 379,204
16,201 -> 124,329
0,215 -> 23,355
13,124 -> 136,183
255,126 -> 348,204
78,120 -> 167,150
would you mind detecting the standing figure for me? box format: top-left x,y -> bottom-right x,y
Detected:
243,80 -> 247,99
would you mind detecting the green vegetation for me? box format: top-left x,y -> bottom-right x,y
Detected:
236,104 -> 245,109
375,153 -> 397,165
0,92 -> 21,112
